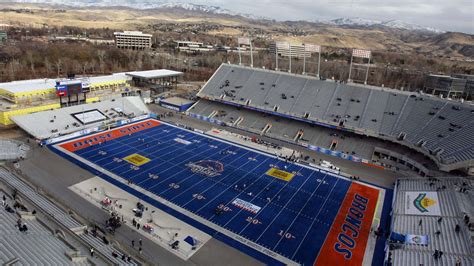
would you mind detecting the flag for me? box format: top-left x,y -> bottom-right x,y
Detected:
352,49 -> 371,58
304,44 -> 321,53
238,37 -> 251,45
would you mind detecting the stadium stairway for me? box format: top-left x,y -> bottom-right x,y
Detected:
0,167 -> 138,266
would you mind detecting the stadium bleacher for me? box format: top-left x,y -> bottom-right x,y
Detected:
0,188 -> 88,265
189,99 -> 437,171
194,64 -> 474,173
0,140 -> 29,161
389,177 -> 474,265
0,167 -> 137,265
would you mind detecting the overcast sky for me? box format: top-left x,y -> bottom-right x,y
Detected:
189,0 -> 474,34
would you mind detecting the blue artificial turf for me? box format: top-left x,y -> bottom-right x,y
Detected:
51,119 -> 389,265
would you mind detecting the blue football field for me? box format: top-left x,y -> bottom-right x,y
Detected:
51,119 -> 388,265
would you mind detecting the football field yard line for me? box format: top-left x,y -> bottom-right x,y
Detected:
193,156 -> 272,214
157,145 -> 247,200
54,144 -> 297,265
220,160 -> 293,228
273,174 -> 334,251
53,119 -> 385,266
219,159 -> 287,227
81,126 -> 185,165
76,125 -> 176,157
76,125 -> 178,158
102,132 -> 208,182
289,178 -> 340,259
180,153 -> 268,210
145,141 -> 234,192
79,130 -> 206,191
168,150 -> 253,202
237,166 -> 305,235
254,171 -> 317,242
129,133 -> 211,178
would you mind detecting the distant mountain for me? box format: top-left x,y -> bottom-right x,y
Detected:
154,2 -> 267,20
2,1 -> 472,58
7,0 -> 267,20
6,1 -> 444,33
323,18 -> 444,34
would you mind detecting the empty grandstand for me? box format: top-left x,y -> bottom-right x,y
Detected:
189,64 -> 474,175
388,177 -> 474,265
189,99 -> 437,175
0,167 -> 137,265
0,140 -> 29,160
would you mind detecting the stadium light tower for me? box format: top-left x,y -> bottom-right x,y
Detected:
348,48 -> 371,84
303,44 -> 321,76
237,37 -> 252,67
288,43 -> 292,73
249,36 -> 254,68
274,41 -> 290,72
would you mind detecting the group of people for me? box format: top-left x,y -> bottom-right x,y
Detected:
105,212 -> 122,233
131,238 -> 143,253
432,249 -> 444,260
16,218 -> 28,233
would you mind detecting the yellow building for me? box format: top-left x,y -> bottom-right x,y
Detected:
0,69 -> 182,126
0,74 -> 129,126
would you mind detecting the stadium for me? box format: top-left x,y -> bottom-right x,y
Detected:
0,61 -> 473,266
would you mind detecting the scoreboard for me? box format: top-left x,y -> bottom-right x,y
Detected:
55,80 -> 84,97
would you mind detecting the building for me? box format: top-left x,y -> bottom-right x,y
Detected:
269,42 -> 311,58
126,69 -> 183,92
158,96 -> 195,112
114,31 -> 152,50
0,69 -> 178,126
423,74 -> 474,99
175,41 -> 213,52
0,31 -> 7,44
49,35 -> 115,45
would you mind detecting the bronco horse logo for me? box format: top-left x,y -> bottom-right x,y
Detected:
186,160 -> 224,177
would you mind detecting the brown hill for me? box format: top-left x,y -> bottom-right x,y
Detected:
0,3 -> 472,59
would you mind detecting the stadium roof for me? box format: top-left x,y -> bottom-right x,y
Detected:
125,69 -> 183,80
0,69 -> 183,94
0,73 -> 128,94
0,78 -> 56,94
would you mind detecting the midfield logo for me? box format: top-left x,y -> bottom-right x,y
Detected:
186,160 -> 224,177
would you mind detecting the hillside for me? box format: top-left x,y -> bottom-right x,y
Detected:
0,3 -> 473,59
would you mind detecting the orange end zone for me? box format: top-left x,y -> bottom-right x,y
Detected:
315,182 -> 379,266
59,119 -> 161,152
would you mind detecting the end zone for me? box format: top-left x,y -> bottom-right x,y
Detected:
315,182 -> 380,265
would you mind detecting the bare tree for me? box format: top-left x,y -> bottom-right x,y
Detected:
97,50 -> 106,73
26,51 -> 36,77
55,58 -> 62,77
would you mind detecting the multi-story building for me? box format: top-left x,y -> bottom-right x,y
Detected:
423,74 -> 474,99
114,31 -> 152,50
269,42 -> 311,58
